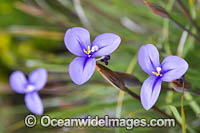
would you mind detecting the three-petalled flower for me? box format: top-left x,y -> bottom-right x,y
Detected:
138,44 -> 188,110
9,68 -> 47,115
64,27 -> 121,85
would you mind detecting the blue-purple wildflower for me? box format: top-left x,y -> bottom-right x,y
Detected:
138,44 -> 188,110
64,27 -> 121,85
9,68 -> 47,115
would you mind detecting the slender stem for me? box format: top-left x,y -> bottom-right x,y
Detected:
176,0 -> 200,33
124,87 -> 182,128
181,81 -> 186,133
96,63 -> 181,128
169,16 -> 200,43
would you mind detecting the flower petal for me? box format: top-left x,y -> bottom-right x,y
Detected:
138,44 -> 160,75
91,33 -> 121,57
25,92 -> 43,115
161,56 -> 188,82
9,71 -> 27,94
64,27 -> 91,56
28,68 -> 48,91
69,57 -> 96,85
140,76 -> 162,110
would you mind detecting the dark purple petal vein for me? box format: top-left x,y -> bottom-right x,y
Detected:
69,57 -> 96,85
140,76 -> 162,110
91,33 -> 121,57
64,27 -> 91,56
161,56 -> 188,82
138,44 -> 160,75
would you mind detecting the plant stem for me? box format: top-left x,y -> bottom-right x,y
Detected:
96,63 -> 182,128
181,79 -> 186,133
169,16 -> 200,43
176,0 -> 200,33
124,87 -> 182,128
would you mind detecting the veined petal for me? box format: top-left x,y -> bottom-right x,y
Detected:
138,44 -> 160,75
161,56 -> 188,82
25,92 -> 43,115
91,33 -> 121,57
69,57 -> 96,85
64,27 -> 91,56
28,68 -> 48,91
140,76 -> 162,110
9,71 -> 27,94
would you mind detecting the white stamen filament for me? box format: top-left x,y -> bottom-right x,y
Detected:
95,56 -> 105,61
91,45 -> 99,52
152,67 -> 162,76
156,67 -> 161,72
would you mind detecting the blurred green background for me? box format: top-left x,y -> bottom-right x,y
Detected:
0,0 -> 200,132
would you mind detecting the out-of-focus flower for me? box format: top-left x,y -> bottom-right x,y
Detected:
138,44 -> 188,110
9,68 -> 47,115
64,27 -> 121,85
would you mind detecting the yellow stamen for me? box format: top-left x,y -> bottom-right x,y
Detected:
152,71 -> 160,76
152,67 -> 162,76
84,46 -> 91,55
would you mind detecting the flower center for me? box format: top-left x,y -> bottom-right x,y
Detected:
83,45 -> 99,57
26,85 -> 35,92
152,67 -> 162,77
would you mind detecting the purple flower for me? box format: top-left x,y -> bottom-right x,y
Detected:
64,27 -> 121,85
9,68 -> 48,115
138,44 -> 188,110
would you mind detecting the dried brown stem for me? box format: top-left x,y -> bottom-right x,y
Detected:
144,0 -> 200,43
176,0 -> 200,33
